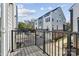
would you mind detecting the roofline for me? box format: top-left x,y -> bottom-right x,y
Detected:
37,7 -> 61,19
69,4 -> 76,11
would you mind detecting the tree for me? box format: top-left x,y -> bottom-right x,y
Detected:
18,22 -> 27,30
26,23 -> 33,30
18,22 -> 33,30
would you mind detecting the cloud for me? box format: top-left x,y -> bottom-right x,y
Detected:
48,7 -> 53,10
17,4 -> 36,21
18,8 -> 36,16
40,7 -> 44,10
17,4 -> 24,8
18,8 -> 36,21
17,4 -> 36,16
18,15 -> 35,22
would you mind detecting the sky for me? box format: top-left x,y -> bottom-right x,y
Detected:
17,3 -> 74,22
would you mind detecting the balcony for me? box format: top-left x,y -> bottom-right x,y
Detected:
9,46 -> 47,56
9,29 -> 79,56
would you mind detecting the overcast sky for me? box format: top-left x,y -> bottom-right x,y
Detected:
17,3 -> 74,22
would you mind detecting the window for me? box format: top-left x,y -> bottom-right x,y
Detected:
52,25 -> 54,26
60,20 -> 61,22
52,18 -> 54,21
45,17 -> 50,22
35,22 -> 37,25
52,25 -> 54,30
46,27 -> 49,31
57,25 -> 58,30
59,14 -> 61,16
57,20 -> 58,22
44,12 -> 50,17
39,21 -> 42,24
52,27 -> 54,30
36,27 -> 37,29
9,3 -> 13,5
77,17 -> 79,20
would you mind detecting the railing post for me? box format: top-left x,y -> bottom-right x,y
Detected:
67,32 -> 71,56
76,33 -> 78,56
63,24 -> 65,31
35,30 -> 36,45
11,30 -> 13,52
52,31 -> 53,56
43,31 -> 45,53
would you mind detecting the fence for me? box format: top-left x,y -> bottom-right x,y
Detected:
11,29 -> 79,56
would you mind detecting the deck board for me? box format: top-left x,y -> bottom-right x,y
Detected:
9,45 -> 48,56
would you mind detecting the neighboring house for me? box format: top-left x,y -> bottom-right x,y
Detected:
69,4 -> 79,48
34,7 -> 66,31
31,19 -> 35,29
34,20 -> 38,29
34,7 -> 66,42
69,4 -> 79,32
1,3 -> 17,56
38,16 -> 43,29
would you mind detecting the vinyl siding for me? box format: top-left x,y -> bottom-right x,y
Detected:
71,4 -> 79,32
35,7 -> 66,31
1,3 -> 16,56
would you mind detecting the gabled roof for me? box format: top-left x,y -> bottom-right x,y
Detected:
69,4 -> 79,11
37,7 -> 61,20
69,4 -> 76,11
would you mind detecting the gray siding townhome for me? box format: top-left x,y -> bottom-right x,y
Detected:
0,3 -> 17,56
34,20 -> 38,29
38,17 -> 43,29
69,4 -> 79,49
69,4 -> 79,32
34,7 -> 66,31
34,7 -> 66,42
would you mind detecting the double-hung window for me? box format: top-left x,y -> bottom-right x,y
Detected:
45,17 -> 50,22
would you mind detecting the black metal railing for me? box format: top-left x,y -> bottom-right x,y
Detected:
11,29 -> 79,56
35,30 -> 79,56
11,30 -> 35,52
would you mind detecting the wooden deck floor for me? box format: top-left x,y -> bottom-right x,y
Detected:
9,46 -> 48,56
